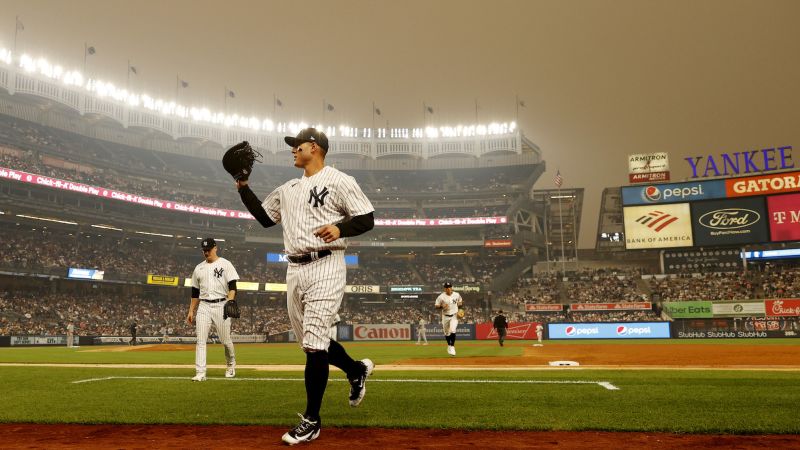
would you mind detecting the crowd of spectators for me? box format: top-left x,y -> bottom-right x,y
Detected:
567,271 -> 647,303
649,273 -> 756,301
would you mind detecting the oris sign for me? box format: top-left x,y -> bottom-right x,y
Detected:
353,324 -> 411,341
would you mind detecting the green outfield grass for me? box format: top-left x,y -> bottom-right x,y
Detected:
1,365 -> 799,433
2,340 -> 800,433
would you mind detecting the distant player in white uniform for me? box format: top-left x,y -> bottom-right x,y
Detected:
235,128 -> 376,445
66,322 -> 74,348
535,323 -> 544,346
417,317 -> 428,345
435,282 -> 463,356
186,238 -> 239,381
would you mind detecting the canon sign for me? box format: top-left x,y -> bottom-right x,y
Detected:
353,324 -> 411,341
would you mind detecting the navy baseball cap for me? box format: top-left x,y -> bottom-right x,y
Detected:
284,128 -> 329,151
443,282 -> 453,288
201,238 -> 217,250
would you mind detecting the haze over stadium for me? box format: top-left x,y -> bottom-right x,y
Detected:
1,1 -> 800,448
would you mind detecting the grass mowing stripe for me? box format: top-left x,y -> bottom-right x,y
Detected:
71,376 -> 620,390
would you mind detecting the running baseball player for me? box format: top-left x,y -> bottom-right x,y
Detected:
435,282 -> 463,356
235,128 -> 375,445
417,316 -> 428,345
186,238 -> 239,381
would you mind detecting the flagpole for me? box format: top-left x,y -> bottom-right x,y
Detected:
558,186 -> 566,277
423,101 -> 426,126
127,60 -> 130,90
175,75 -> 179,100
515,94 -> 519,122
273,93 -> 276,117
224,87 -> 228,112
474,98 -> 478,122
544,197 -> 551,273
372,101 -> 376,131
14,16 -> 19,53
83,42 -> 88,74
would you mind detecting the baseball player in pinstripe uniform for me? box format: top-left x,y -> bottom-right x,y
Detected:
435,282 -> 463,356
236,128 -> 375,445
186,238 -> 239,381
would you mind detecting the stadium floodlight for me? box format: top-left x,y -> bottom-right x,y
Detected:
16,214 -> 77,225
134,230 -> 173,238
0,48 -> 11,65
91,224 -> 123,231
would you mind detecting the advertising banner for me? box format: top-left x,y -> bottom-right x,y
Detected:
345,285 -> 382,294
712,302 -> 766,316
353,324 -> 411,341
525,304 -> 564,312
765,299 -> 800,317
548,322 -> 671,339
10,336 -> 74,346
417,323 -> 475,340
146,275 -> 179,286
621,180 -> 726,206
336,324 -> 353,341
624,203 -> 693,249
663,301 -> 713,318
375,217 -> 507,226
726,170 -> 800,197
452,284 -> 481,293
67,268 -> 105,280
569,302 -> 652,311
767,193 -> 800,242
264,283 -> 288,292
662,248 -> 743,273
475,322 -> 543,340
691,197 -> 768,246
628,152 -> 670,183
388,285 -> 425,293
484,239 -> 513,248
672,317 -> 800,339
237,281 -> 260,291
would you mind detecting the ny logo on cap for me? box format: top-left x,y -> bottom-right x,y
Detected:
214,268 -> 224,278
308,186 -> 330,208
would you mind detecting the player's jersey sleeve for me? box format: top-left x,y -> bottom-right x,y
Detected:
191,264 -> 201,290
335,174 -> 374,217
225,259 -> 240,282
434,294 -> 443,308
262,182 -> 289,224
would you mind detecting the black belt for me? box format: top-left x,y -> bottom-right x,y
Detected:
201,298 -> 226,303
445,314 -> 454,317
288,249 -> 332,264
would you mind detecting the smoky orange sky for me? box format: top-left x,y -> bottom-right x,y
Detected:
3,0 -> 799,248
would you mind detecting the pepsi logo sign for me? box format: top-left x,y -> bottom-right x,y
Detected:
565,326 -> 576,336
616,325 -> 627,335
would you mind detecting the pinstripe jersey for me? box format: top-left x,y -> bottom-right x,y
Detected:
260,166 -> 374,255
435,292 -> 463,316
191,257 -> 239,299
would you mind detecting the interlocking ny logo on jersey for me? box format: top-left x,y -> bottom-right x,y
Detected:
308,186 -> 330,207
635,210 -> 678,232
213,268 -> 224,278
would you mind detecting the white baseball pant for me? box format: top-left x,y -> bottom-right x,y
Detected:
441,316 -> 458,335
286,250 -> 346,352
195,300 -> 235,374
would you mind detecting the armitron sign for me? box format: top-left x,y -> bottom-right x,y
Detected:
628,152 -> 670,183
353,324 -> 411,341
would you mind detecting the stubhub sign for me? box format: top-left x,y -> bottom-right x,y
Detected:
548,322 -> 671,339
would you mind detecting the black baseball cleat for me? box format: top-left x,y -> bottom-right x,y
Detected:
348,358 -> 374,407
281,413 -> 321,445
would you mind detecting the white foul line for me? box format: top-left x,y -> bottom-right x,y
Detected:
71,376 -> 619,390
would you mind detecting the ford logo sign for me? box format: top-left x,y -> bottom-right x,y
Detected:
698,208 -> 759,230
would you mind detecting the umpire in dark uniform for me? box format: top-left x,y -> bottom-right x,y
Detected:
129,321 -> 138,346
493,310 -> 508,347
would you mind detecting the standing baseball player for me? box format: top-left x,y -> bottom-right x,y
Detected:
417,316 -> 428,345
235,128 -> 375,445
493,310 -> 508,347
535,323 -> 544,345
66,321 -> 74,348
435,282 -> 463,356
129,321 -> 137,346
186,238 -> 239,381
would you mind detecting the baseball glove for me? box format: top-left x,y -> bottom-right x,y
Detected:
222,141 -> 262,181
457,309 -> 465,319
223,300 -> 240,320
